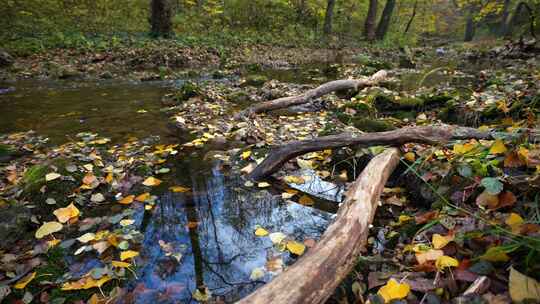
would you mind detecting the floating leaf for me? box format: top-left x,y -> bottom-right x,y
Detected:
35,221 -> 63,239
53,203 -> 80,223
435,255 -> 459,271
298,195 -> 314,206
120,219 -> 135,227
61,275 -> 111,290
45,172 -> 61,182
377,279 -> 411,303
82,173 -> 97,185
119,195 -> 134,205
254,227 -> 269,236
92,241 -> 110,254
403,152 -> 415,162
269,232 -> 286,245
489,139 -> 508,154
241,150 -> 252,160
90,193 -> 105,203
14,272 -> 36,289
120,250 -> 139,261
111,261 -> 131,268
169,186 -> 190,193
142,177 -> 161,186
249,267 -> 265,280
257,182 -> 271,188
192,287 -> 211,302
135,192 -> 150,202
286,241 -> 306,256
509,267 -> 540,303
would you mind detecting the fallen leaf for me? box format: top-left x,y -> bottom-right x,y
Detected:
61,275 -> 111,290
241,150 -> 252,160
135,192 -> 150,202
254,227 -> 269,236
415,249 -> 444,265
257,182 -> 270,188
298,195 -> 314,205
82,173 -> 97,185
14,272 -> 36,289
119,195 -> 134,205
283,175 -> 305,184
53,203 -> 80,223
269,232 -> 286,245
435,255 -> 459,271
432,233 -> 454,249
377,279 -> 411,303
77,233 -> 96,243
480,246 -> 510,262
250,267 -> 265,280
509,267 -> 540,302
35,221 -> 63,239
142,177 -> 161,186
169,186 -> 190,193
45,172 -> 61,182
120,250 -> 139,261
111,261 -> 131,268
489,139 -> 508,154
286,240 -> 306,256
404,152 -> 415,162
505,212 -> 524,233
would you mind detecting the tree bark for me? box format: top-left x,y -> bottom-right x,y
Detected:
150,0 -> 174,38
464,8 -> 476,42
240,70 -> 388,117
375,0 -> 396,40
403,0 -> 418,35
364,0 -> 378,40
249,124 -> 493,181
505,1 -> 537,39
323,0 -> 336,36
499,0 -> 511,36
238,148 -> 401,304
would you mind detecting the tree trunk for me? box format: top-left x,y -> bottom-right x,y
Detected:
464,8 -> 476,42
323,0 -> 336,36
249,124 -> 493,181
150,0 -> 174,38
403,0 -> 418,34
238,148 -> 401,304
505,2 -> 537,39
499,0 -> 511,36
364,0 -> 378,40
375,0 -> 396,40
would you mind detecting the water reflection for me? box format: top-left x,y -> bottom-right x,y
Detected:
127,163 -> 332,303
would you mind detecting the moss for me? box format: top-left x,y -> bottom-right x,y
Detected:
243,74 -> 268,86
351,118 -> 396,132
373,94 -> 423,111
392,110 -> 417,120
226,91 -> 251,105
319,123 -> 340,136
174,81 -> 202,102
341,101 -> 376,117
22,164 -> 48,193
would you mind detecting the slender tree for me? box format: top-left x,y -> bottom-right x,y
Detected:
464,7 -> 476,41
150,0 -> 173,38
375,0 -> 396,40
403,0 -> 418,34
364,0 -> 378,40
323,0 -> 336,36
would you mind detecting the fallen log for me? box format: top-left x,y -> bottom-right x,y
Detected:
249,124 -> 492,181
237,148 -> 400,304
240,70 -> 388,116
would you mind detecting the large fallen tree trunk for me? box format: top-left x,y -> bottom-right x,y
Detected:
240,70 -> 388,116
237,148 -> 401,304
249,124 -> 492,180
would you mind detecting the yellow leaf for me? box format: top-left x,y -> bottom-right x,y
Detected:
254,227 -> 269,236
397,215 -> 413,225
298,195 -> 314,205
415,249 -> 444,264
119,195 -> 134,205
169,186 -> 190,193
111,261 -> 131,268
61,275 -> 111,290
14,272 -> 36,289
45,172 -> 61,182
257,182 -> 271,188
120,219 -> 135,226
286,240 -> 306,256
509,267 -> 540,303
53,203 -> 80,223
283,175 -> 305,184
505,212 -> 524,228
403,152 -> 415,162
432,233 -> 454,249
105,172 -> 113,184
241,150 -> 251,160
77,233 -> 95,243
135,192 -> 150,202
48,239 -> 61,248
489,139 -> 508,155
35,221 -> 63,239
435,255 -> 459,271
378,279 -> 411,303
480,246 -> 510,262
142,177 -> 161,187
120,250 -> 139,261
453,142 -> 477,154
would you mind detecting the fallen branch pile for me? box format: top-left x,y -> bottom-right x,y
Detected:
238,148 -> 401,304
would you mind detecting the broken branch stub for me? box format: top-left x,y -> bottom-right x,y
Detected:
237,148 -> 401,304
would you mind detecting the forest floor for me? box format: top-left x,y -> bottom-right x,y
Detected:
0,41 -> 540,304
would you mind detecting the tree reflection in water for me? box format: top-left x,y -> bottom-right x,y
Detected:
127,162 -> 333,303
